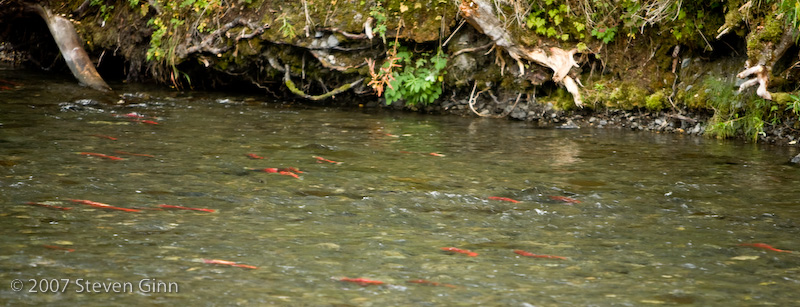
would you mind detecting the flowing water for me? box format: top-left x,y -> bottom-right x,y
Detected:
2,69 -> 800,306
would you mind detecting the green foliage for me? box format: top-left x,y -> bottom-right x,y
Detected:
787,93 -> 800,115
146,18 -> 167,61
701,77 -> 785,142
369,1 -> 388,43
279,15 -> 297,40
779,0 -> 800,40
591,26 -> 617,44
384,46 -> 448,106
524,2 -> 571,41
90,0 -> 115,22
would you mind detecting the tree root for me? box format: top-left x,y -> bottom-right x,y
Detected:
283,64 -> 362,100
467,82 -> 522,118
459,0 -> 583,107
29,4 -> 111,92
179,17 -> 269,58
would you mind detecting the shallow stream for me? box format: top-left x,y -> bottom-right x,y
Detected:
2,69 -> 799,305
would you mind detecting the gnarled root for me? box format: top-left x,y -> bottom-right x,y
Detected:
737,64 -> 771,100
459,0 -> 583,107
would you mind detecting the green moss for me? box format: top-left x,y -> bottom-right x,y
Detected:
550,88 -> 577,111
645,90 -> 667,111
602,83 -> 647,110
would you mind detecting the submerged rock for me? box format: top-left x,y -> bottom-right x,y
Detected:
790,153 -> 800,165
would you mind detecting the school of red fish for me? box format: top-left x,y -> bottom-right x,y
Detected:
22,110 -> 796,288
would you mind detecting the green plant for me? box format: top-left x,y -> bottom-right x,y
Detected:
384,45 -> 448,106
90,0 -> 115,22
279,14 -> 297,39
702,77 -> 784,142
369,1 -> 388,43
591,25 -> 617,44
787,93 -> 800,115
525,1 -> 571,41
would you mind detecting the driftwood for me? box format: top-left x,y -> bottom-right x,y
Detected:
29,4 -> 111,92
459,0 -> 582,107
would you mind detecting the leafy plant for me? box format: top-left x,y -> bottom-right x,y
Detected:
279,15 -> 297,39
787,93 -> 800,115
384,45 -> 448,106
369,1 -> 388,43
90,0 -> 115,22
525,2 -> 571,41
591,25 -> 617,44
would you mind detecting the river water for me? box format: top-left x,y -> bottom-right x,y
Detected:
2,69 -> 800,306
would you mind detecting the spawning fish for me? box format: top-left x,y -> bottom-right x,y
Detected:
26,202 -> 72,210
429,152 -> 446,157
514,249 -> 567,260
313,156 -> 342,164
252,168 -> 301,178
548,196 -> 581,203
738,243 -> 792,253
69,199 -> 140,212
441,247 -> 478,257
43,245 -> 75,252
118,112 -> 145,118
246,153 -> 265,159
158,204 -> 215,213
79,152 -> 124,160
90,134 -> 118,140
338,277 -> 384,286
488,196 -> 520,203
132,119 -> 159,125
114,150 -> 155,158
202,259 -> 258,269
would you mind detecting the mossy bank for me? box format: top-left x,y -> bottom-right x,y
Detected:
2,0 -> 800,145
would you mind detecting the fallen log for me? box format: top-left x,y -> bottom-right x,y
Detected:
29,4 -> 111,92
458,0 -> 582,107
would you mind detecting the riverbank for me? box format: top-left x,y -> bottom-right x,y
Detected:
2,0 -> 800,146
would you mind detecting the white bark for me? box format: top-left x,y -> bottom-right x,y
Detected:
459,0 -> 583,107
30,4 -> 111,92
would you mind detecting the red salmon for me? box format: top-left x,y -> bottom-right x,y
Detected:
43,245 -> 75,252
90,134 -> 118,141
441,247 -> 478,257
338,277 -> 384,286
202,259 -> 258,269
79,152 -> 124,160
514,250 -> 567,260
738,243 -> 792,253
246,153 -> 265,159
548,196 -> 581,203
69,199 -> 140,212
488,196 -> 520,203
313,156 -> 342,164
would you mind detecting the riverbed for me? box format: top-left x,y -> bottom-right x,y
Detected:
2,69 -> 799,305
